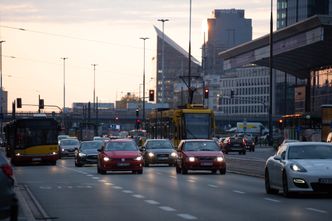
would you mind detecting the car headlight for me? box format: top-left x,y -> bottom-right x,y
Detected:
103,156 -> 110,162
171,152 -> 178,158
79,152 -> 87,157
188,157 -> 195,162
216,156 -> 224,162
135,156 -> 143,161
148,152 -> 154,158
62,148 -> 65,152
290,163 -> 307,172
15,153 -> 21,156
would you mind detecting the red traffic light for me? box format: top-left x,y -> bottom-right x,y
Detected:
204,88 -> 209,99
149,90 -> 154,101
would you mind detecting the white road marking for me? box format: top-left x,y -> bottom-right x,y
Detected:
39,186 -> 52,190
145,200 -> 160,205
133,194 -> 145,199
159,206 -> 176,212
104,182 -> 112,186
306,208 -> 327,214
169,175 -> 177,179
208,184 -> 218,188
177,214 -> 198,220
187,179 -> 196,183
113,186 -> 123,189
67,186 -> 73,189
92,177 -> 99,179
86,174 -> 93,176
264,198 -> 280,203
233,190 -> 245,194
98,180 -> 106,183
57,186 -> 62,189
122,190 -> 133,193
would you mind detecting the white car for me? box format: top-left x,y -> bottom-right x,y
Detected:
264,142 -> 332,197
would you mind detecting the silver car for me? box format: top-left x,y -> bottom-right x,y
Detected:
59,138 -> 80,157
0,152 -> 18,220
265,142 -> 332,197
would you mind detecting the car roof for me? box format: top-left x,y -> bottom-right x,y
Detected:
286,141 -> 331,147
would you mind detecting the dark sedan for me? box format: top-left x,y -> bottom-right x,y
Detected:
222,135 -> 246,154
140,139 -> 177,166
0,152 -> 18,221
175,139 -> 226,175
75,141 -> 104,167
97,139 -> 143,174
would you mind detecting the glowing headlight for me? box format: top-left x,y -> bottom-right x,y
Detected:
52,152 -> 57,155
189,157 -> 195,162
103,156 -> 110,162
171,152 -> 178,158
290,163 -> 306,172
148,152 -> 154,158
15,153 -> 21,156
79,152 -> 87,157
62,148 -> 65,152
135,156 -> 143,161
216,157 -> 224,162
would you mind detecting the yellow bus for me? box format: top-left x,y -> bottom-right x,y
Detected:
4,117 -> 60,165
148,105 -> 216,147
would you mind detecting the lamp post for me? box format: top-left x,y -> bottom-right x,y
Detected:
92,64 -> 97,110
188,0 -> 192,104
140,37 -> 149,129
157,18 -> 169,104
268,0 -> 274,146
61,57 -> 68,112
0,40 -> 5,138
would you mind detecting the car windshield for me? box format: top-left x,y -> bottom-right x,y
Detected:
61,139 -> 79,146
80,142 -> 102,150
105,141 -> 137,151
146,140 -> 173,149
288,144 -> 332,159
183,141 -> 220,151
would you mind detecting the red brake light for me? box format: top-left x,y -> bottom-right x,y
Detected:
1,164 -> 13,177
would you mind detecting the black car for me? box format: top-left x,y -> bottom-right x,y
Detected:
222,135 -> 246,155
0,152 -> 18,221
243,135 -> 255,152
75,141 -> 104,167
140,139 -> 177,166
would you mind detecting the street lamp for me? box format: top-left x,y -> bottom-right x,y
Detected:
188,0 -> 192,104
0,40 -> 5,138
157,18 -> 169,104
140,37 -> 149,129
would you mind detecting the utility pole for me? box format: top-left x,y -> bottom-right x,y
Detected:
158,18 -> 169,104
269,0 -> 274,146
140,37 -> 149,129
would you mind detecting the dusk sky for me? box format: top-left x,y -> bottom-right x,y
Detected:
0,0 -> 274,112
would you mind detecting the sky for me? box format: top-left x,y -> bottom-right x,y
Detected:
0,0 -> 274,112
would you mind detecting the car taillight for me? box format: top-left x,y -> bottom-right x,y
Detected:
242,139 -> 246,145
1,164 -> 13,177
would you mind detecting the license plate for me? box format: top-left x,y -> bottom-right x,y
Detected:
319,178 -> 332,184
32,158 -> 41,161
158,157 -> 168,160
201,162 -> 213,166
117,163 -> 130,167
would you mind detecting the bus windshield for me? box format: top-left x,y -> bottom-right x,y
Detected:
16,124 -> 58,149
184,113 -> 211,139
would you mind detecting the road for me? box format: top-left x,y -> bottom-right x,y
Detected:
12,152 -> 332,221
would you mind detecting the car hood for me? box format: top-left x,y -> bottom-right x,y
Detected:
82,149 -> 98,155
61,145 -> 79,149
292,159 -> 332,173
183,151 -> 224,157
146,149 -> 174,154
104,151 -> 140,158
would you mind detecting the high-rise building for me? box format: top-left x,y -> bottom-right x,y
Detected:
154,26 -> 201,108
277,0 -> 332,29
204,9 -> 252,76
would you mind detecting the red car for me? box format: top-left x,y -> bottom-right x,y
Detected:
175,139 -> 226,175
97,139 -> 143,174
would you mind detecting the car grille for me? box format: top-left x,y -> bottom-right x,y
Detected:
198,157 -> 214,161
157,154 -> 169,158
112,158 -> 134,162
86,155 -> 98,160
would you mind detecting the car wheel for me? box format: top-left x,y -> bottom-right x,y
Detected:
211,169 -> 217,174
137,170 -> 143,174
75,161 -> 82,167
282,171 -> 293,197
181,164 -> 188,174
265,169 -> 278,194
97,166 -> 106,175
144,162 -> 150,167
220,167 -> 226,175
243,150 -> 246,155
10,197 -> 18,221
50,161 -> 57,166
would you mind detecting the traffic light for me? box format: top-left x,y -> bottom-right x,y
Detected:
277,119 -> 283,129
204,87 -> 209,99
39,99 -> 44,109
149,90 -> 154,101
16,98 -> 22,108
135,119 -> 141,129
136,108 -> 139,117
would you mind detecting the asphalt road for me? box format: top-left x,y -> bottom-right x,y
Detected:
12,154 -> 332,221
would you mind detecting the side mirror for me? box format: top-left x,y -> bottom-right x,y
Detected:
274,155 -> 282,161
97,149 -> 102,152
139,147 -> 145,151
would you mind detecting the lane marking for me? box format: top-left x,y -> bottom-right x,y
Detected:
264,198 -> 280,203
40,186 -> 52,190
208,184 -> 218,188
98,180 -> 106,183
112,186 -> 123,189
159,206 -> 176,212
233,190 -> 245,194
105,182 -> 112,186
145,200 -> 160,205
187,179 -> 196,183
169,175 -> 177,179
133,194 -> 145,199
92,177 -> 99,179
306,208 -> 327,214
86,174 -> 93,177
122,190 -> 133,193
177,214 -> 198,220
